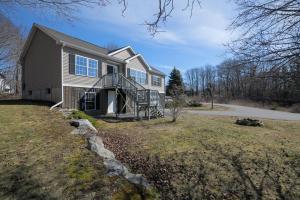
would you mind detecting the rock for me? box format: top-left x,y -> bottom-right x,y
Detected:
125,173 -> 150,188
236,118 -> 263,127
87,135 -> 115,160
104,159 -> 128,176
70,121 -> 80,127
70,119 -> 98,133
69,118 -> 150,188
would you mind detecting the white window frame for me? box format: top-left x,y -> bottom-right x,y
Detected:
128,68 -> 147,85
75,55 -> 98,78
85,92 -> 96,111
152,75 -> 162,87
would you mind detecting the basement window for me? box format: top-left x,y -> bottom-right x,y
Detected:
46,88 -> 51,94
28,90 -> 32,96
85,92 -> 96,111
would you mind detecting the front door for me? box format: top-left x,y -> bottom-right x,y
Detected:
107,91 -> 116,113
107,65 -> 118,74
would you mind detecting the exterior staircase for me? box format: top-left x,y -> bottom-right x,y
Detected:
97,73 -> 165,119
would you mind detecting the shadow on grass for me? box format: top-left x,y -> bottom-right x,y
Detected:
0,165 -> 56,200
0,99 -> 54,107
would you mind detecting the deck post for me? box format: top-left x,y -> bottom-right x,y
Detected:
148,90 -> 151,120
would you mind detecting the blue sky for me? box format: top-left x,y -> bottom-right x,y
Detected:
6,0 -> 236,76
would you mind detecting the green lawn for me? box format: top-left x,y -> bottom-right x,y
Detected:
0,101 -> 151,200
99,114 -> 300,199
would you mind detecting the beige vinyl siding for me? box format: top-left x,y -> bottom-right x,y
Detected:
22,30 -> 62,103
126,56 -> 165,93
113,49 -> 134,60
148,73 -> 165,94
62,47 -> 123,88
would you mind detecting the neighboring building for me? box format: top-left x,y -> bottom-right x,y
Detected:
19,24 -> 165,118
0,73 -> 12,94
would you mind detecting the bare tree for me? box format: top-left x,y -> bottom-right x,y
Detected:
169,85 -> 186,122
229,0 -> 300,71
0,0 -> 201,35
0,14 -> 24,95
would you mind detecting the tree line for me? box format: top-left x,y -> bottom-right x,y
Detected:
184,59 -> 300,105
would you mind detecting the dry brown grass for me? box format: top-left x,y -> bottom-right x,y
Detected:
99,114 -> 300,199
0,101 -> 153,200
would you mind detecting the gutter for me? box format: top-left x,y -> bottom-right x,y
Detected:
50,46 -> 64,110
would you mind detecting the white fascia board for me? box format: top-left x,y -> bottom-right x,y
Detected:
125,54 -> 141,62
125,54 -> 152,71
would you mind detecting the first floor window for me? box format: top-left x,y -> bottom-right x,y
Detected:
85,92 -> 96,110
75,55 -> 98,77
152,75 -> 162,86
128,68 -> 147,85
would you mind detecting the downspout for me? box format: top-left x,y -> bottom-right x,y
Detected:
50,45 -> 64,110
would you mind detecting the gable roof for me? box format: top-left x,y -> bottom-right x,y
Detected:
19,24 -> 125,64
36,24 -> 109,54
108,46 -> 136,56
150,66 -> 166,76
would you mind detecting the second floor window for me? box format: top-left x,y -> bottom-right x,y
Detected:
128,68 -> 147,85
152,75 -> 162,87
75,55 -> 98,77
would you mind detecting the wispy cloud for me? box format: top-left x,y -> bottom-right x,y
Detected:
80,0 -> 236,48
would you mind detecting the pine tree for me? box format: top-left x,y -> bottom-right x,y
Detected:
166,67 -> 184,95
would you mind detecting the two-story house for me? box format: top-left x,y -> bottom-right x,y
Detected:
20,24 -> 165,118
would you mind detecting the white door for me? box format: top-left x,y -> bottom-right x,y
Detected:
107,91 -> 116,113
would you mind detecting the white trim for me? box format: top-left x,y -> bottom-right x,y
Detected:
75,54 -> 98,78
62,83 -> 102,88
125,54 -> 152,71
128,68 -> 147,85
84,92 -> 97,111
108,46 -> 136,56
128,67 -> 146,73
125,54 -> 141,62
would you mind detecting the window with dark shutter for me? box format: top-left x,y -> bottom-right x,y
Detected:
69,54 -> 75,74
127,68 -> 130,78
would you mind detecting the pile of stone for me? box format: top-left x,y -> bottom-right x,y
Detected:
70,119 -> 150,188
236,118 -> 263,127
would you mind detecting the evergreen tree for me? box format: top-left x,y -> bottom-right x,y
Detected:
166,67 -> 184,95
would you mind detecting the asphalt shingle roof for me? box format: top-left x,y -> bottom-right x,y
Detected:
35,24 -> 109,55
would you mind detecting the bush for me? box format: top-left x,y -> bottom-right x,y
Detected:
290,103 -> 300,113
68,110 -> 98,127
187,100 -> 203,107
270,102 -> 279,110
236,118 -> 263,127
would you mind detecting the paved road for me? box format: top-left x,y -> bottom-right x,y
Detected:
186,104 -> 300,121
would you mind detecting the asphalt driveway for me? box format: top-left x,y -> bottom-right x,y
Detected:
186,104 -> 300,121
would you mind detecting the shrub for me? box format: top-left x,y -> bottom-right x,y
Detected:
290,103 -> 300,113
68,110 -> 98,127
187,100 -> 203,107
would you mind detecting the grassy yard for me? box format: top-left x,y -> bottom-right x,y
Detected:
0,101 -> 151,200
99,114 -> 300,199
